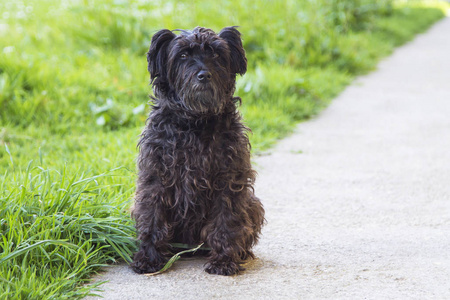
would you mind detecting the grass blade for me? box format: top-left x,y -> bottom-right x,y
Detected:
144,243 -> 204,276
0,240 -> 78,264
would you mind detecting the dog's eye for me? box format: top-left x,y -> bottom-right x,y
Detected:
212,53 -> 219,59
180,53 -> 188,59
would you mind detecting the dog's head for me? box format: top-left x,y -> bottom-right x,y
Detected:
147,26 -> 247,115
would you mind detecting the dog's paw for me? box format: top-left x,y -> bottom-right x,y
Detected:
204,261 -> 243,276
130,260 -> 166,274
240,250 -> 255,260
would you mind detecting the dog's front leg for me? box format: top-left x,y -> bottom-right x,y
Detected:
131,193 -> 170,274
203,193 -> 252,276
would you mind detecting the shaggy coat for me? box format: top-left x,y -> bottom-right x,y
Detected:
131,27 -> 264,276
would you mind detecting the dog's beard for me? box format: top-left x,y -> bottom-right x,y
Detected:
178,80 -> 224,115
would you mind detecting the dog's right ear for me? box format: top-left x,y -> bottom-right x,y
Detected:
147,29 -> 176,83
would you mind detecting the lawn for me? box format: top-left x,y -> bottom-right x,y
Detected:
0,0 -> 448,298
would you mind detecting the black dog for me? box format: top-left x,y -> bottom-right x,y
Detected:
131,26 -> 264,276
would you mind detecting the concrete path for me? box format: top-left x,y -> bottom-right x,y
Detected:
87,16 -> 450,299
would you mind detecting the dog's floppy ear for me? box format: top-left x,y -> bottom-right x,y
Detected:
147,29 -> 176,83
219,27 -> 247,76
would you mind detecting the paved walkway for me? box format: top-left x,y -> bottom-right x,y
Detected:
88,16 -> 450,299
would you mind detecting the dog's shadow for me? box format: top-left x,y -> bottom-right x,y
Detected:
168,255 -> 265,277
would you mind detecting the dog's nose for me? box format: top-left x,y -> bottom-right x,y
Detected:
197,70 -> 212,82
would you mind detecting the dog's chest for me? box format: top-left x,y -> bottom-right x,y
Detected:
167,121 -> 235,189
185,124 -> 231,170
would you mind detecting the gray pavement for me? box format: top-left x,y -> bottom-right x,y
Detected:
87,16 -> 450,300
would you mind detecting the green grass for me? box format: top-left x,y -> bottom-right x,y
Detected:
0,161 -> 136,299
0,0 -> 448,298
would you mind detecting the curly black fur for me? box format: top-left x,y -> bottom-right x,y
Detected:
130,26 -> 265,276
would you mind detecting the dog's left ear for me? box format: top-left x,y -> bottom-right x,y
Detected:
219,27 -> 247,76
